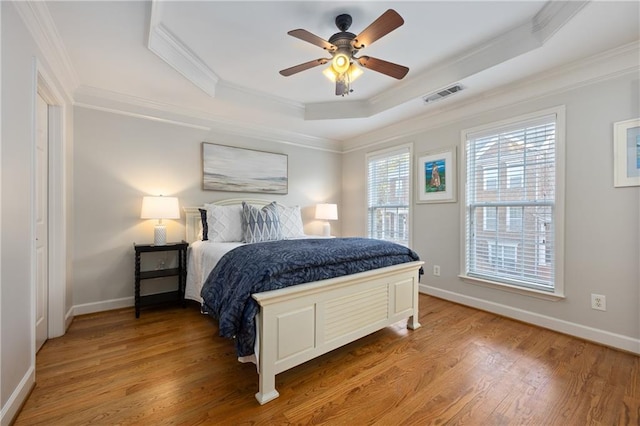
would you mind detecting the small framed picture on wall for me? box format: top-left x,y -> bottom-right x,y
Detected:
613,118 -> 640,187
416,146 -> 457,203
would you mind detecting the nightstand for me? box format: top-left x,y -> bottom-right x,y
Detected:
134,241 -> 188,318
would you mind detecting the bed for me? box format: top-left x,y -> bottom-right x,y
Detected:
184,198 -> 424,404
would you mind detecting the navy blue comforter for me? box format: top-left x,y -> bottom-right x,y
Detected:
200,237 -> 420,357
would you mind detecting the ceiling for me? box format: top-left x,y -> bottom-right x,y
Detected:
38,1 -> 639,147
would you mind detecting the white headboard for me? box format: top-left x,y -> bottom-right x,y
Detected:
183,198 -> 272,244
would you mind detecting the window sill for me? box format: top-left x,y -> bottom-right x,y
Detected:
458,274 -> 565,301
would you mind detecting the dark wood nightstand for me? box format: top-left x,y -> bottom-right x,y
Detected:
134,241 -> 188,318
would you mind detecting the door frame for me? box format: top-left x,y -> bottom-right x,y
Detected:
32,59 -> 69,345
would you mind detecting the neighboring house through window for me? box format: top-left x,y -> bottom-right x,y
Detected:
483,167 -> 498,191
507,206 -> 523,231
507,165 -> 524,189
461,106 -> 565,296
483,207 -> 497,231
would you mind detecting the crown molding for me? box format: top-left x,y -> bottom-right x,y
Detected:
73,85 -> 342,153
74,102 -> 212,131
147,1 -> 307,120
148,1 -> 219,97
342,41 -> 640,153
532,0 -> 589,43
13,1 -> 79,102
148,23 -> 219,97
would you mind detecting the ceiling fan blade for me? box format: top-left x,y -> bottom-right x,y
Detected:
288,29 -> 337,51
279,58 -> 330,77
352,9 -> 404,49
357,56 -> 409,79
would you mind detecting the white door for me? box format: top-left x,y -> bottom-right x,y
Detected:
35,93 -> 49,352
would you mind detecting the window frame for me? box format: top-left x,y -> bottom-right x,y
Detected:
365,144 -> 413,247
459,106 -> 565,300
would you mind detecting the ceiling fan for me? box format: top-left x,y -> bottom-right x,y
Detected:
279,9 -> 409,96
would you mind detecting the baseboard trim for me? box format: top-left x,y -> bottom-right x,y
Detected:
420,284 -> 640,355
72,288 -> 640,354
0,366 -> 35,426
65,306 -> 74,331
73,297 -> 133,316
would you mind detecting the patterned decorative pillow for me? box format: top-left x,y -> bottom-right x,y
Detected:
277,204 -> 305,238
203,204 -> 244,242
242,201 -> 282,243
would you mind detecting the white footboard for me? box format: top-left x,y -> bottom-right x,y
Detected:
252,260 -> 424,404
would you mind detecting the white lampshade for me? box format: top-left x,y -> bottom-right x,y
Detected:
315,203 -> 338,237
141,196 -> 180,245
315,203 -> 338,221
141,196 -> 180,220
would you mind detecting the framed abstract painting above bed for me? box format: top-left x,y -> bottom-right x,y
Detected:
202,143 -> 288,194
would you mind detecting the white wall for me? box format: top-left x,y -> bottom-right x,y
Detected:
2,4 -> 39,422
342,71 -> 640,353
1,2 -> 74,423
72,107 -> 342,312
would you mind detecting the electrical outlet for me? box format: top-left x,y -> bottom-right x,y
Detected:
591,294 -> 606,311
433,265 -> 441,276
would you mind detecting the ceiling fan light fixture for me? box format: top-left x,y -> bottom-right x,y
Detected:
322,66 -> 338,82
322,62 -> 363,84
332,53 -> 350,74
280,9 -> 408,96
347,63 -> 363,82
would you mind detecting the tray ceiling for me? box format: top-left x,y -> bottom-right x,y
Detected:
36,1 -> 640,146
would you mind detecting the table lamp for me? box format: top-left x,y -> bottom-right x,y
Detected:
315,203 -> 338,237
140,196 -> 180,245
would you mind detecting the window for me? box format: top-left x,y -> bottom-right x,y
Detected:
507,206 -> 523,231
483,207 -> 497,231
366,145 -> 411,246
462,107 -> 564,295
483,167 -> 498,191
507,165 -> 524,188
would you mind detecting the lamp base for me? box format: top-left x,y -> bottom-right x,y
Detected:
154,224 -> 167,246
322,221 -> 331,237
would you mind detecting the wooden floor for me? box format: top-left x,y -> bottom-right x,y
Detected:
14,295 -> 639,425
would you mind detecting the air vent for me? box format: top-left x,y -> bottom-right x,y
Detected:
422,84 -> 464,104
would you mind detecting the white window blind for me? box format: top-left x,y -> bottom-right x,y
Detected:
367,146 -> 411,246
464,114 -> 558,292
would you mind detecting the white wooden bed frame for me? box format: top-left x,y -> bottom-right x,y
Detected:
184,198 -> 423,404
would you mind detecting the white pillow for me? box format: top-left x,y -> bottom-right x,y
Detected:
277,204 -> 306,238
203,204 -> 243,242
